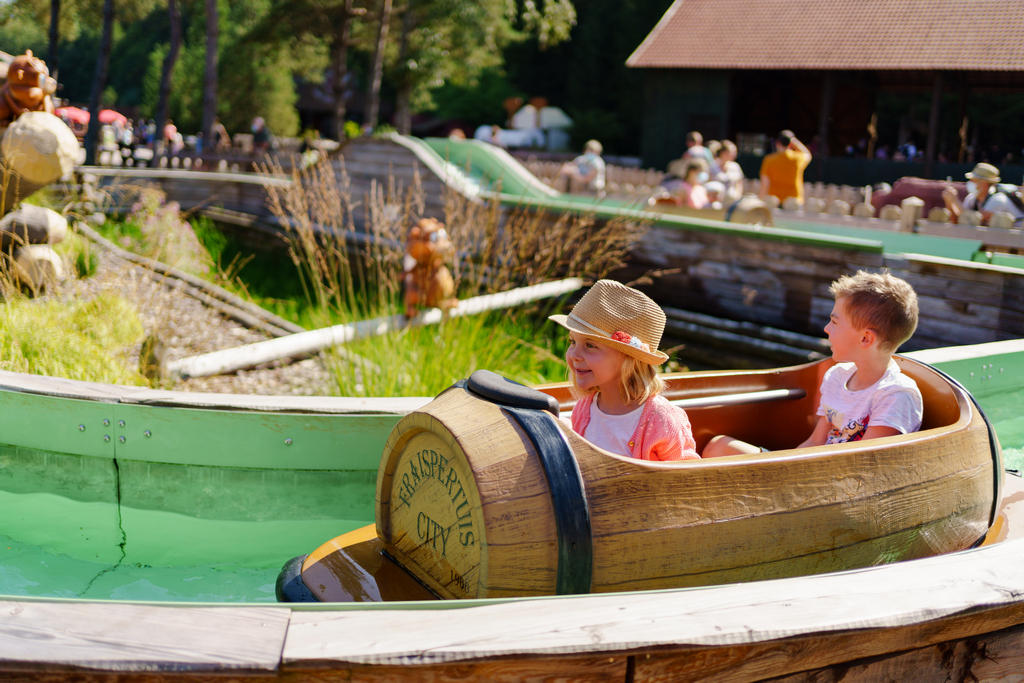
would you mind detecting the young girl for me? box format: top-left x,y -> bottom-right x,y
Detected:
550,279 -> 700,461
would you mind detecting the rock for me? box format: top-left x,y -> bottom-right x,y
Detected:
853,202 -> 875,217
958,209 -> 982,226
827,199 -> 851,216
0,205 -> 67,250
13,243 -> 65,291
0,111 -> 78,216
989,212 -> 1016,229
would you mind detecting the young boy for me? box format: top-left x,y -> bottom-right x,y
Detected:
703,271 -> 923,456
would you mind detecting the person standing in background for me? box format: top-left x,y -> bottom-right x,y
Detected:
760,130 -> 811,206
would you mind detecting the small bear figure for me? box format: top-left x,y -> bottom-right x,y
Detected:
403,217 -> 457,318
0,50 -> 57,128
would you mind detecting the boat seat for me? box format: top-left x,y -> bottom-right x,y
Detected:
466,369 -> 561,417
896,357 -> 961,430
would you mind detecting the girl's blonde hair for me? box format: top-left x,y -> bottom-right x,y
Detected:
567,342 -> 665,404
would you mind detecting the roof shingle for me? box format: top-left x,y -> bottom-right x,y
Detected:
627,0 -> 1024,71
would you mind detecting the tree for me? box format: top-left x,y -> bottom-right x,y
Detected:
152,0 -> 182,157
245,0 -> 366,139
200,0 -> 218,144
329,0 -> 366,138
363,0 -> 391,130
48,0 -> 60,77
370,0 -> 576,135
82,0 -> 114,165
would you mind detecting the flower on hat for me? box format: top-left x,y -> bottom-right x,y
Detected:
612,330 -> 650,353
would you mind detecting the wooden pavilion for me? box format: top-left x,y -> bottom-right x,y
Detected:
627,0 -> 1024,172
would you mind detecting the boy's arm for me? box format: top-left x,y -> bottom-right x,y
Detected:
797,416 -> 830,448
861,426 -> 902,441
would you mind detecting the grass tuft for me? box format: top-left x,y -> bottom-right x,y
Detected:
0,292 -> 148,385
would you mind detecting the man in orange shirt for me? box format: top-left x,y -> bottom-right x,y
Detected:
759,130 -> 812,206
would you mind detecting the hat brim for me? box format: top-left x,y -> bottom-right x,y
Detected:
966,172 -> 1000,183
549,314 -> 669,365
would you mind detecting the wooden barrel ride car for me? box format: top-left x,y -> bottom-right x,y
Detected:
372,357 -> 1001,600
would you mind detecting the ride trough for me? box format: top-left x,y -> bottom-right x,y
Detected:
3,341 -> 1024,682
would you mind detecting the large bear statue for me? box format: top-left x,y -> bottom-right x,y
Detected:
0,50 -> 56,128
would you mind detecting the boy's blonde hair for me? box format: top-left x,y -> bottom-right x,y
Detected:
829,271 -> 919,351
567,344 -> 665,404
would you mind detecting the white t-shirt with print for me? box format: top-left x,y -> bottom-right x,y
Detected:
816,361 -> 923,445
585,399 -> 644,457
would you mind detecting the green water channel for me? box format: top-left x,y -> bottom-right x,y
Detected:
0,390 -> 1020,604
0,446 -> 375,602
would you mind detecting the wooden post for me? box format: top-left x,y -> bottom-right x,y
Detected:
164,278 -> 583,380
925,71 -> 944,175
816,71 -> 836,160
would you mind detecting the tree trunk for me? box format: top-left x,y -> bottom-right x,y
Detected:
201,0 -> 219,144
153,0 -> 182,160
83,0 -> 115,166
329,0 -> 355,140
393,4 -> 416,135
364,0 -> 392,131
47,0 -> 61,80
395,84 -> 412,135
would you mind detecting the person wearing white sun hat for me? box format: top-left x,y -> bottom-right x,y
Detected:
550,279 -> 699,461
942,162 -> 1024,226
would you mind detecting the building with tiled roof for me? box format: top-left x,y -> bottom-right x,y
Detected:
627,0 -> 1024,175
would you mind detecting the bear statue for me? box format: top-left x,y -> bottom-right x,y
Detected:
403,217 -> 458,318
0,50 -> 57,128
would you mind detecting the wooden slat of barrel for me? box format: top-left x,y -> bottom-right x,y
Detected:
377,389 -> 559,599
579,458 -> 992,591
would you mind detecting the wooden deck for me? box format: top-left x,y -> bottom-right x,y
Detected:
4,518 -> 1024,681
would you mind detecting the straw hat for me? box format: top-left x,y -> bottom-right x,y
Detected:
966,163 -> 1000,184
549,280 -> 669,365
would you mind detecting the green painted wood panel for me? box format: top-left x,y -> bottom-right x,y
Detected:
110,403 -> 397,470
0,392 -> 117,458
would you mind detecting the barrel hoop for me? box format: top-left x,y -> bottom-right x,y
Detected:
503,405 -> 593,595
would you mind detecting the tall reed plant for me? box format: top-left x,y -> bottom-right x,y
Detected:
259,155 -> 649,396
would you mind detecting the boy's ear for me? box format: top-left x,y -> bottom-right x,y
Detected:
860,327 -> 878,348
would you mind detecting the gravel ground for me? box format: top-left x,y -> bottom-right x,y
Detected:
62,246 -> 337,396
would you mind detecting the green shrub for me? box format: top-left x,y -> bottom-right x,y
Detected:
54,231 -> 99,279
0,292 -> 148,385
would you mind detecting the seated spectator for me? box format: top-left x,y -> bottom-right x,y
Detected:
673,157 -> 710,209
711,140 -> 744,204
557,139 -> 606,194
942,162 -> 1024,226
252,117 -> 274,153
704,181 -> 725,209
490,125 -> 507,148
211,117 -> 231,152
682,131 -> 714,166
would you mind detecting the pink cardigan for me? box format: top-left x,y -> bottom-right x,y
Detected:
571,394 -> 700,461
